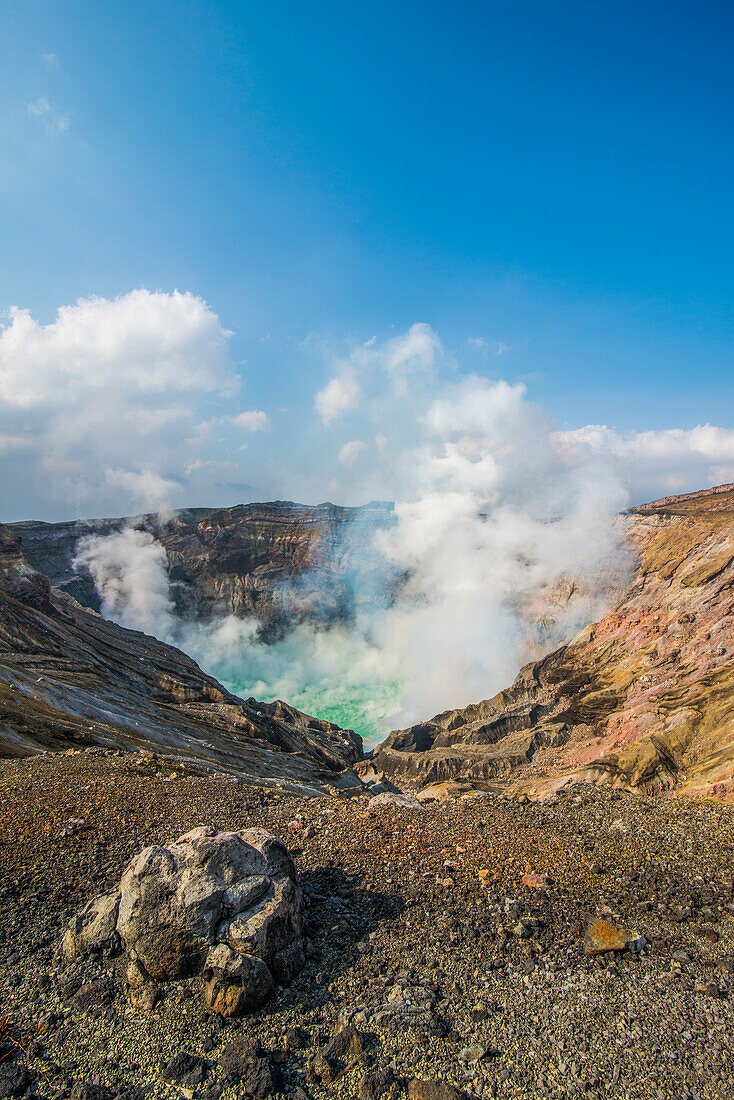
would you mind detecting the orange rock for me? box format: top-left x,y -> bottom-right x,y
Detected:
583,917 -> 632,955
522,872 -> 551,889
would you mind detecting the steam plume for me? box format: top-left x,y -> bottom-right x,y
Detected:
73,372 -> 631,742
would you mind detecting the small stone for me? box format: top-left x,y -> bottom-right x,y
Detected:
360,1066 -> 396,1100
522,873 -> 552,889
128,984 -> 160,1012
583,917 -> 639,955
161,1051 -> 207,1088
310,1054 -> 339,1083
242,1057 -> 280,1098
459,1044 -> 488,1063
320,1024 -> 366,1061
219,1038 -> 260,1079
284,1026 -> 310,1051
407,1080 -> 462,1100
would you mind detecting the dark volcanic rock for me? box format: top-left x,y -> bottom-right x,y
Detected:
161,1051 -> 207,1087
0,1065 -> 29,1100
359,1065 -> 396,1100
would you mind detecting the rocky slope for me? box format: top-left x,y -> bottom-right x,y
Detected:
374,484 -> 734,801
9,500 -> 395,630
2,751 -> 734,1100
0,524 -> 362,792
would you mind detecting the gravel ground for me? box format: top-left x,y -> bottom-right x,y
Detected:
1,749 -> 734,1100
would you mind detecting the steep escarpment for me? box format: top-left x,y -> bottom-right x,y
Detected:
374,484 -> 734,800
10,500 -> 395,629
0,524 -> 362,791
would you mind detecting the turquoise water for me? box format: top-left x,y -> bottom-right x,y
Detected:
225,675 -> 402,749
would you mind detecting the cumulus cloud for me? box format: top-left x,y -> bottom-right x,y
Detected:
0,289 -> 233,407
338,439 -> 367,467
231,410 -> 271,432
0,289 -> 240,518
555,424 -> 734,502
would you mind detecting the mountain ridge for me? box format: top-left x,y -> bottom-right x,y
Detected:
9,499 -> 396,629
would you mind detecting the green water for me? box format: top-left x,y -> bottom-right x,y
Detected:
226,676 -> 401,749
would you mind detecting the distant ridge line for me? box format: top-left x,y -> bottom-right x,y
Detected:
633,482 -> 734,512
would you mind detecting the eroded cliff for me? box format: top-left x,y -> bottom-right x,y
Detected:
0,524 -> 362,792
373,484 -> 734,800
9,500 -> 396,630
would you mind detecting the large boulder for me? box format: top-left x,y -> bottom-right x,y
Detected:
62,826 -> 305,1016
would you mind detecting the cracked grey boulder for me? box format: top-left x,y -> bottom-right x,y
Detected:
61,825 -> 304,1016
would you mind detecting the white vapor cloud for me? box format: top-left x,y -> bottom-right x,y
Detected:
315,371 -> 360,425
338,439 -> 367,467
314,322 -> 442,425
74,529 -> 176,636
66,314 -> 734,748
27,97 -> 69,133
381,322 -> 442,394
231,410 -> 271,432
76,368 -> 632,744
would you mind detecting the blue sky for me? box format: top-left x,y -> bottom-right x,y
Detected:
1,1 -> 733,520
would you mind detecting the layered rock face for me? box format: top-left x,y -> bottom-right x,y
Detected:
0,524 -> 362,790
374,484 -> 734,800
10,500 -> 395,629
63,826 -> 304,1017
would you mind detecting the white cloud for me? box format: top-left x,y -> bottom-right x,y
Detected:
42,53 -> 59,67
555,424 -> 734,501
314,322 -> 441,426
382,323 -> 442,392
0,289 -> 240,518
104,469 -> 181,514
231,409 -> 270,432
0,289 -> 234,407
338,439 -> 367,467
27,97 -> 69,133
315,371 -> 360,425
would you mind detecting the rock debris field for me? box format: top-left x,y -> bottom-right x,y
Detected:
1,751 -> 734,1100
